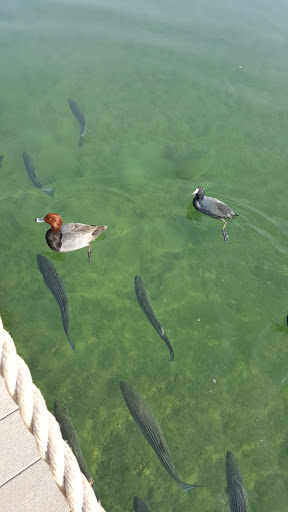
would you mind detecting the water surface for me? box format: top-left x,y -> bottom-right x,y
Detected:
1,1 -> 288,510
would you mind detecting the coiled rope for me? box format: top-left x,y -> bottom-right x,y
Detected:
0,317 -> 106,512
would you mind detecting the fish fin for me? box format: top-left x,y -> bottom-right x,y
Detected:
78,135 -> 84,147
42,187 -> 55,198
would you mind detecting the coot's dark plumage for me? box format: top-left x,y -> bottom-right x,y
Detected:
192,187 -> 237,219
191,186 -> 238,242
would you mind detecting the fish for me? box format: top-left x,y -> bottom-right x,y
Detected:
0,155 -> 4,167
23,152 -> 55,197
54,400 -> 98,498
36,254 -> 75,351
226,450 -> 249,512
68,98 -> 87,147
133,496 -> 151,512
120,381 -> 201,491
134,275 -> 174,362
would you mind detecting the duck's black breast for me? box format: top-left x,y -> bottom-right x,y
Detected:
46,229 -> 63,252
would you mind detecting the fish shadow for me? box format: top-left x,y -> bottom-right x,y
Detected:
40,251 -> 67,262
275,317 -> 288,334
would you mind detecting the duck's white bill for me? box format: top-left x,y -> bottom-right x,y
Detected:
192,188 -> 200,195
35,217 -> 45,222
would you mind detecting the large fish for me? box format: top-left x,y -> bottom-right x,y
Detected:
68,98 -> 87,147
36,254 -> 75,351
134,276 -> 174,362
54,400 -> 98,498
226,450 -> 249,512
133,496 -> 151,512
120,381 -> 201,491
23,152 -> 55,197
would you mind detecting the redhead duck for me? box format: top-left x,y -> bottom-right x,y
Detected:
35,213 -> 107,263
190,186 -> 238,242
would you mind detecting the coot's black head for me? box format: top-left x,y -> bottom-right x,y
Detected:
192,186 -> 206,199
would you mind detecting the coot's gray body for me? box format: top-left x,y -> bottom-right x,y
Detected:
192,187 -> 237,219
191,186 -> 238,243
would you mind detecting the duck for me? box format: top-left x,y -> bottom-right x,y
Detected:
35,213 -> 107,263
191,186 -> 238,242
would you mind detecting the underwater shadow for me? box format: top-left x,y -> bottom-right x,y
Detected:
186,201 -> 203,222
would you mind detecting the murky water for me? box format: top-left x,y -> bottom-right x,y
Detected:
1,1 -> 288,510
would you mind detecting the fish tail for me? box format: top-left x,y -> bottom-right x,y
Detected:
78,135 -> 84,147
178,481 -> 204,491
67,335 -> 76,352
162,332 -> 174,362
42,187 -> 55,198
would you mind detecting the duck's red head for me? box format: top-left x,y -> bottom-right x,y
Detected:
44,213 -> 62,233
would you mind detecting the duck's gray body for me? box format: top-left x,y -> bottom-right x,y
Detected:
45,223 -> 107,253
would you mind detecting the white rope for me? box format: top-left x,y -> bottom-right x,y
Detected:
0,317 -> 106,512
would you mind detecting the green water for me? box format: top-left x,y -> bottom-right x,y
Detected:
1,0 -> 288,510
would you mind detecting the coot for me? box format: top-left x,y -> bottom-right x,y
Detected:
191,186 -> 238,242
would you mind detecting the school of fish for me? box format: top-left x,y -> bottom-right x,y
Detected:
3,95 -> 251,512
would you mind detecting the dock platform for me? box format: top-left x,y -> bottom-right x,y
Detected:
0,375 -> 69,512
